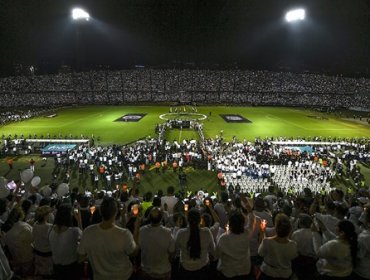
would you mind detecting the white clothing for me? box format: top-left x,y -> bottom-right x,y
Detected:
291,228 -> 316,258
175,227 -> 215,271
0,246 -> 13,280
161,196 -> 178,214
315,213 -> 339,236
139,225 -> 175,276
32,222 -> 53,252
49,227 -> 81,265
354,229 -> 370,279
258,238 -> 298,278
313,234 -> 352,278
78,224 -> 136,280
216,231 -> 251,277
4,221 -> 33,264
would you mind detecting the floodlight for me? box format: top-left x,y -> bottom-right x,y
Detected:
285,9 -> 305,22
72,8 -> 90,21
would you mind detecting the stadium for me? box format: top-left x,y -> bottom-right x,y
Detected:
0,1 -> 369,280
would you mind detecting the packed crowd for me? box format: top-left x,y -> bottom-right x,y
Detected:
0,108 -> 57,126
0,69 -> 369,108
0,175 -> 369,280
0,134 -> 370,279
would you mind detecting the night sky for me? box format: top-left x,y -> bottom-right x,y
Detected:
0,0 -> 369,76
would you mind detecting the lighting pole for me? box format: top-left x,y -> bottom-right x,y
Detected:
71,8 -> 90,71
284,8 -> 306,70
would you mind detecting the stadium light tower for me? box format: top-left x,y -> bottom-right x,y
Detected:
71,8 -> 90,21
285,8 -> 305,23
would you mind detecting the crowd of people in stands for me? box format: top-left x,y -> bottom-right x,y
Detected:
0,133 -> 370,279
0,69 -> 369,108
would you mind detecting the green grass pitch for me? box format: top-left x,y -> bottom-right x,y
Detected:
0,106 -> 369,145
1,105 -> 369,194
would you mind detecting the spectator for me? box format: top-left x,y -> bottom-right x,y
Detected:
161,186 -> 178,215
258,213 -> 298,280
312,219 -> 358,280
175,208 -> 215,279
353,207 -> 370,280
3,206 -> 34,278
49,204 -> 82,280
32,205 -> 54,278
78,197 -> 139,280
216,209 -> 255,279
139,207 -> 175,279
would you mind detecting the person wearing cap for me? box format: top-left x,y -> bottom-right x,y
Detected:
139,207 -> 175,279
32,205 -> 53,278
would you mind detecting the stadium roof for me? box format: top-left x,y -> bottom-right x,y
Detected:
0,0 -> 369,77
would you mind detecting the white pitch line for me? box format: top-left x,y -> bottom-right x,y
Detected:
179,128 -> 182,143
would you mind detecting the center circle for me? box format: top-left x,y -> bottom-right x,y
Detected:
159,112 -> 208,121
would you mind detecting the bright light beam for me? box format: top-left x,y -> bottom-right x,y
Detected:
285,9 -> 305,22
72,8 -> 90,21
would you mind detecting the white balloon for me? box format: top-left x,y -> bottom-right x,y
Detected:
31,176 -> 41,187
57,183 -> 69,197
20,169 -> 34,183
0,177 -> 7,188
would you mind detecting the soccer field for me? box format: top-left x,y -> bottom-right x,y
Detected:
1,106 -> 369,145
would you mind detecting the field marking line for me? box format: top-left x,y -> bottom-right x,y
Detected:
179,128 -> 182,143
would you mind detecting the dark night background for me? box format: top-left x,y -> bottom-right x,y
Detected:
0,0 -> 369,77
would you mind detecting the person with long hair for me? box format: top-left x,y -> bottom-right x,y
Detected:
32,205 -> 54,278
175,208 -> 215,280
312,219 -> 358,280
49,204 -> 82,280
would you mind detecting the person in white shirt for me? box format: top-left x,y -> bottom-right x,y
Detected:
216,208 -> 255,279
32,205 -> 54,278
175,208 -> 215,280
49,204 -> 82,280
258,213 -> 298,280
161,186 -> 178,215
78,197 -> 139,280
139,207 -> 175,279
291,214 -> 317,280
312,219 -> 357,280
353,208 -> 370,280
3,206 -> 33,278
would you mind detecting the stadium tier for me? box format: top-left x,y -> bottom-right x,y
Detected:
0,69 -> 369,108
